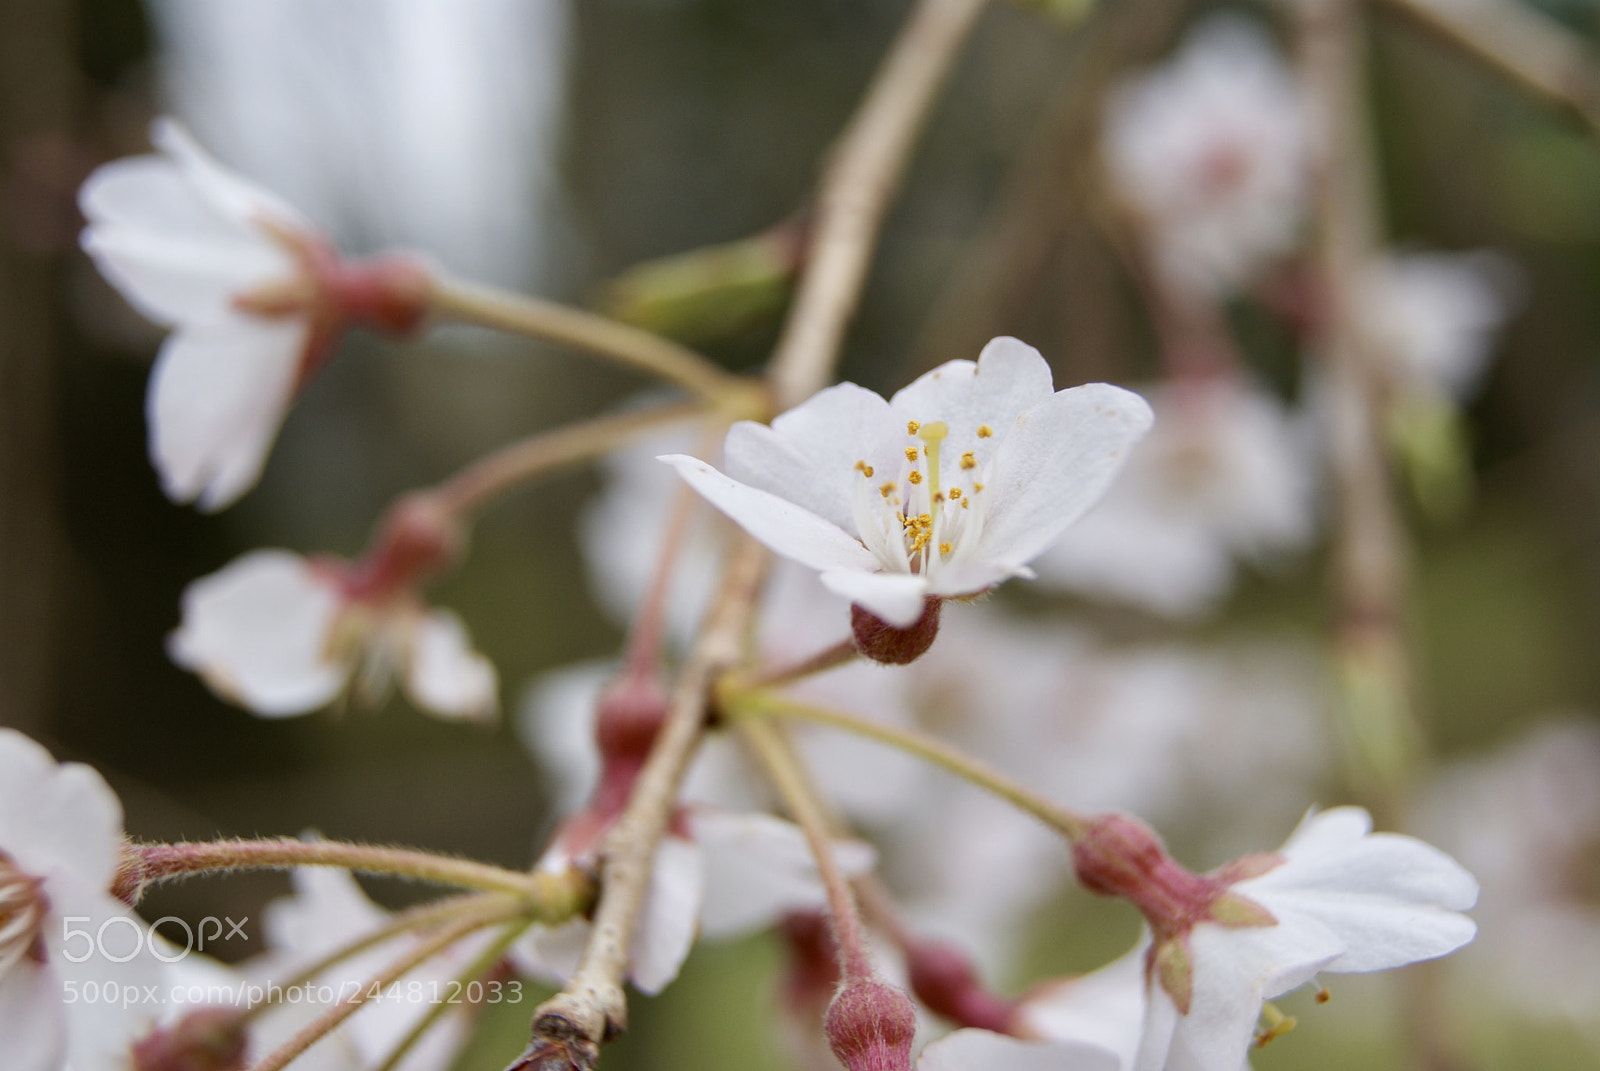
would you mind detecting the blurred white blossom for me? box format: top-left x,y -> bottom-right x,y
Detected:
1102,15 -> 1311,298
1034,378 -> 1315,618
170,549 -> 497,721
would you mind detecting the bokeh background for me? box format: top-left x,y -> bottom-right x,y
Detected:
2,0 -> 1598,1068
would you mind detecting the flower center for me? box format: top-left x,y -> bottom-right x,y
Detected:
0,850 -> 48,974
852,419 -> 991,577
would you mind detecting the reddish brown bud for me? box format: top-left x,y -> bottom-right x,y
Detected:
824,978 -> 917,1071
340,493 -> 463,600
132,1008 -> 248,1071
850,598 -> 941,665
594,672 -> 670,761
905,938 -> 1017,1034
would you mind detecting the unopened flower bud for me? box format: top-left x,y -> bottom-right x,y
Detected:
595,671 -> 670,761
851,598 -> 941,665
131,1008 -> 247,1071
905,938 -> 1016,1033
824,977 -> 917,1071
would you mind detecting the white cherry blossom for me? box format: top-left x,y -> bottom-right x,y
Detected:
0,729 -> 160,1071
662,337 -> 1152,628
1354,250 -> 1515,402
916,1028 -> 1121,1071
169,549 -> 497,721
1033,807 -> 1478,1071
1102,15 -> 1311,298
79,118 -> 428,512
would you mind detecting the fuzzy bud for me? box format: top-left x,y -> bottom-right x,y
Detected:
1072,812 -> 1221,936
824,977 -> 917,1071
905,938 -> 1016,1033
850,598 -> 941,665
131,1008 -> 248,1071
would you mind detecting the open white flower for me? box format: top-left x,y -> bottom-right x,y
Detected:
661,337 -> 1152,628
1036,807 -> 1478,1071
917,1028 -> 1121,1071
79,118 -> 428,511
0,729 -> 160,1071
169,548 -> 497,721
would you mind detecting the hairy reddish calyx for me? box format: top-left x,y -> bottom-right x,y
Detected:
1072,813 -> 1282,1013
850,597 -> 941,665
825,977 -> 918,1071
233,218 -> 432,392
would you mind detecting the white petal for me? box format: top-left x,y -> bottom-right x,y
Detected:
1018,944 -> 1147,1069
976,384 -> 1155,567
1165,920 -> 1342,1071
45,884 -> 163,1069
511,919 -> 589,987
628,835 -> 705,995
168,550 -> 347,716
725,383 -> 901,534
0,960 -> 65,1071
660,454 -> 881,574
689,809 -> 876,939
1242,807 -> 1479,974
0,730 -> 124,894
146,319 -> 307,510
151,117 -> 314,235
516,661 -> 612,816
889,337 -> 1057,478
403,609 -> 498,722
81,211 -> 292,327
819,569 -> 930,628
918,1029 -> 1121,1071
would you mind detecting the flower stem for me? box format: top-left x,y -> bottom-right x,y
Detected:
728,689 -> 1088,841
767,0 -> 992,409
735,638 -> 860,692
245,896 -> 526,1071
128,838 -> 564,899
431,398 -> 712,516
429,275 -> 749,403
241,892 -> 516,1023
737,716 -> 874,982
367,917 -> 535,1071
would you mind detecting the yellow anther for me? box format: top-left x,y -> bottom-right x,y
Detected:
960,451 -> 976,470
973,482 -> 984,492
879,482 -> 895,498
948,487 -> 962,500
918,513 -> 932,526
853,460 -> 874,478
908,471 -> 923,484
976,425 -> 993,438
1253,1003 -> 1297,1049
939,542 -> 952,556
933,492 -> 944,503
1314,988 -> 1331,1005
905,447 -> 919,462
906,420 -> 921,435
960,498 -> 970,509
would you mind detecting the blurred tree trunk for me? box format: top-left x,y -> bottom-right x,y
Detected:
0,0 -> 79,736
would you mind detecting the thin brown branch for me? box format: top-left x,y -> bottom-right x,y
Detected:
768,0 -> 992,409
1381,0 -> 1600,135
